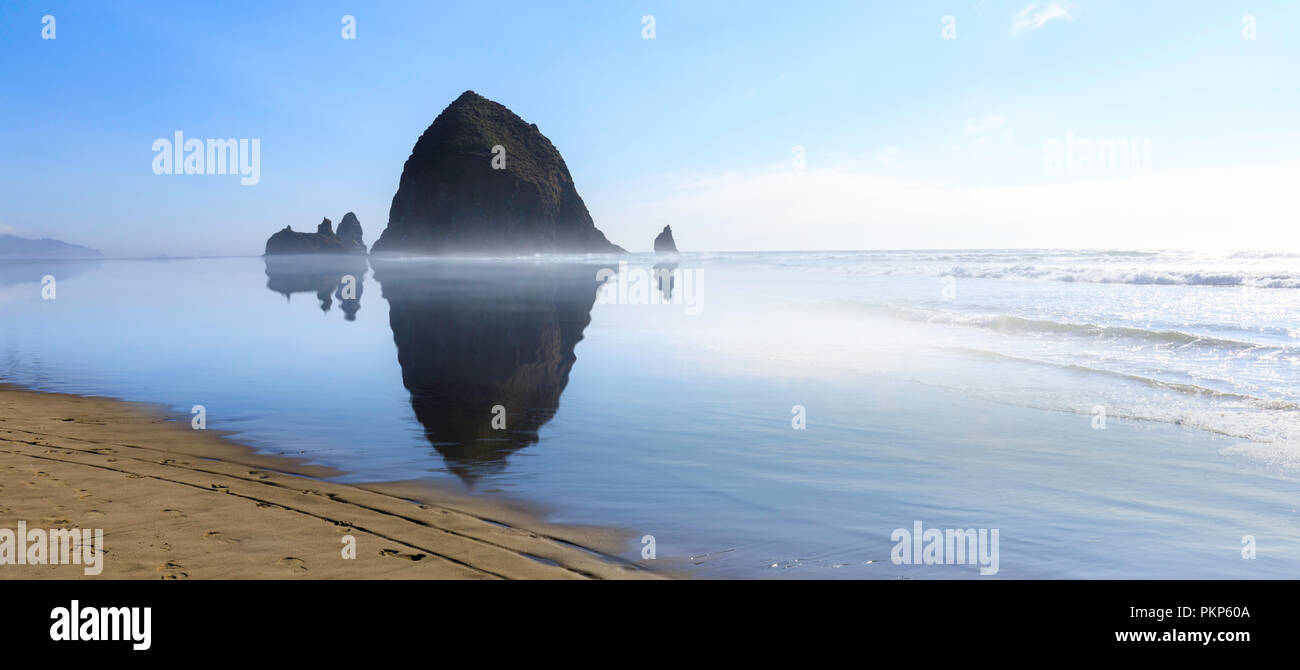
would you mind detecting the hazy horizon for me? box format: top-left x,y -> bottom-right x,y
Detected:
4,0 -> 1299,257
8,244 -> 1300,262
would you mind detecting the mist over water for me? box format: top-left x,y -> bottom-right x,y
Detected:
1,249 -> 1297,577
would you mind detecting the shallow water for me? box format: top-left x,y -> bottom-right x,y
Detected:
2,250 -> 1297,578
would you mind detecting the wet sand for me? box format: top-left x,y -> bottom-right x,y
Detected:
0,384 -> 659,579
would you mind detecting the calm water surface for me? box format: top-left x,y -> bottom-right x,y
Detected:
2,250 -> 1298,578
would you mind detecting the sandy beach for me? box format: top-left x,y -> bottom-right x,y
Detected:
0,385 -> 657,580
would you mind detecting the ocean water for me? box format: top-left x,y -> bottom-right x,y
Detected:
1,249 -> 1298,578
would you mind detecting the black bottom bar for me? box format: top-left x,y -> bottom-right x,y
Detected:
5,580 -> 1285,657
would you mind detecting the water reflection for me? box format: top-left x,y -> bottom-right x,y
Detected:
262,256 -> 601,484
0,259 -> 101,289
263,256 -> 368,320
374,261 -> 600,484
653,261 -> 677,301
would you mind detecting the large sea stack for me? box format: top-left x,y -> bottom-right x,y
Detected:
371,91 -> 624,255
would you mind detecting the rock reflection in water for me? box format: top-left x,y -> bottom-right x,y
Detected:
373,261 -> 600,485
263,255 -> 368,320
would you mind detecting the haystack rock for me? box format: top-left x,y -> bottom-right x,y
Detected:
371,90 -> 624,255
653,225 -> 678,253
264,214 -> 367,255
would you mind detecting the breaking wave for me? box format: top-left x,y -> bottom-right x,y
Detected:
944,265 -> 1300,288
852,304 -> 1293,353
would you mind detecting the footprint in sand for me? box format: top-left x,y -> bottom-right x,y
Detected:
246,470 -> 270,480
85,510 -> 106,518
204,530 -> 240,544
278,557 -> 308,574
77,491 -> 111,505
158,561 -> 188,579
159,508 -> 187,518
379,548 -> 428,562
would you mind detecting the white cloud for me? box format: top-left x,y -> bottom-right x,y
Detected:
964,115 -> 1007,137
873,147 -> 903,168
1011,1 -> 1077,36
961,115 -> 1014,151
597,162 -> 1300,252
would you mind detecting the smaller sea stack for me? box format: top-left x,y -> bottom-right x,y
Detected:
653,225 -> 678,253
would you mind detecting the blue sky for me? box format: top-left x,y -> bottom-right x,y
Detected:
2,1 -> 1298,255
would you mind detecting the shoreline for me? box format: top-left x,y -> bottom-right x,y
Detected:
0,384 -> 660,579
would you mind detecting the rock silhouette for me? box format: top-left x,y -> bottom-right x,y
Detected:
336,212 -> 367,253
263,255 -> 368,320
372,91 -> 624,255
653,225 -> 678,253
264,214 -> 367,255
373,260 -> 600,483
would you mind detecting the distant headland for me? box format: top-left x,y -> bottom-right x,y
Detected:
0,234 -> 102,259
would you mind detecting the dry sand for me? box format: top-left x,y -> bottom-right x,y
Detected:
0,384 -> 659,579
